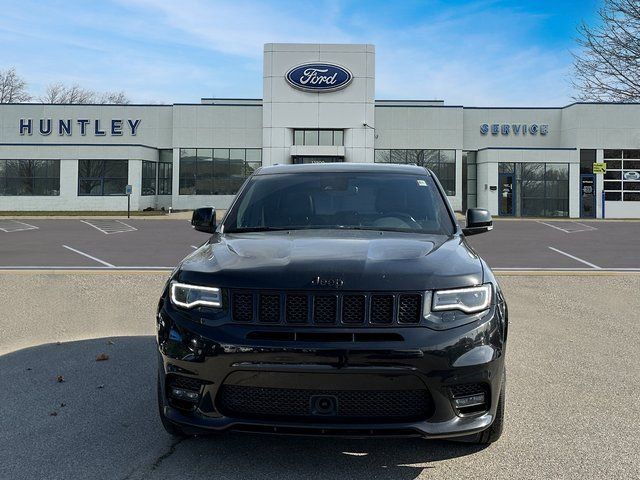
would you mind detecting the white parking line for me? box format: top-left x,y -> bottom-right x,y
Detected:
537,221 -> 597,233
548,246 -> 602,269
80,219 -> 137,234
0,266 -> 173,271
0,220 -> 39,233
62,245 -> 116,268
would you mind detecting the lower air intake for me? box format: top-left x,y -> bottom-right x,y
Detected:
217,384 -> 432,423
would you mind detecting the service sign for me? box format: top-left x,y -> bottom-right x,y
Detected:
285,63 -> 353,92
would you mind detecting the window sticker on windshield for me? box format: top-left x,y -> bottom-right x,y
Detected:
417,179 -> 427,187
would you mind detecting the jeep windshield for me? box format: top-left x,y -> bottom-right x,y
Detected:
224,172 -> 455,235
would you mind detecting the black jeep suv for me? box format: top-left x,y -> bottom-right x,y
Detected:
156,163 -> 508,444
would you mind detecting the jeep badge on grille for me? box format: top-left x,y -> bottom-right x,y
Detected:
311,276 -> 344,288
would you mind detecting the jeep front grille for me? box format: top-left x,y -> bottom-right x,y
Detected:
230,290 -> 424,326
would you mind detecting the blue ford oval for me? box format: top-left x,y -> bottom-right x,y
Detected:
285,63 -> 353,92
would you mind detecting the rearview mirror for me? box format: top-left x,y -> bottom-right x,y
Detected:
463,208 -> 493,236
191,207 -> 217,234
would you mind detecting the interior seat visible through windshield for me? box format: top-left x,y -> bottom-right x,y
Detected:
225,171 -> 455,235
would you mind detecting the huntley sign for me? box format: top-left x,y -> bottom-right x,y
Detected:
19,118 -> 142,136
285,63 -> 353,92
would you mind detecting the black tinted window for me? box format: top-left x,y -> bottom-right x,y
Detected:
226,172 -> 454,235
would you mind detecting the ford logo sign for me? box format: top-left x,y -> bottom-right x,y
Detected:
623,171 -> 640,181
285,63 -> 353,92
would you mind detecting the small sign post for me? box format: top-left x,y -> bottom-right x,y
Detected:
125,184 -> 133,218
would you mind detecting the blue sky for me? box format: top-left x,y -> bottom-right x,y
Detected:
0,0 -> 600,105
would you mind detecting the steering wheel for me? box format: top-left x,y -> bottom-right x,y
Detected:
373,212 -> 421,229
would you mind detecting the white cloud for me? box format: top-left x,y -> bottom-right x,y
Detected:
116,0 -> 575,105
0,0 -> 578,104
117,0 -> 353,57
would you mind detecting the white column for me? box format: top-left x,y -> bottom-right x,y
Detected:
568,160 -> 580,218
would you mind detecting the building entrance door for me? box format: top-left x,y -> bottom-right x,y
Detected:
498,173 -> 515,216
580,174 -> 596,218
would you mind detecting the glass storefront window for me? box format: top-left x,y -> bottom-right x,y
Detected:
374,150 -> 390,163
390,150 -> 407,164
78,160 -> 128,196
318,130 -> 333,145
293,129 -> 344,146
158,162 -> 172,195
375,149 -> 457,196
462,151 -> 477,211
141,161 -> 156,196
498,162 -> 569,217
304,130 -> 319,146
499,163 -> 515,173
0,159 -> 60,196
179,148 -> 262,195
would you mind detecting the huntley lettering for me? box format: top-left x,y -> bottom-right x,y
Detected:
19,118 -> 141,136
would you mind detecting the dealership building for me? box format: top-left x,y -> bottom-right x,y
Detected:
1,43 -> 640,218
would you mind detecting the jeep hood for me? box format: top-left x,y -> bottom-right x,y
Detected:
177,230 -> 482,291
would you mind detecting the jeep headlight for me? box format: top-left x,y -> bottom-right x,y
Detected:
423,284 -> 492,329
170,281 -> 222,309
432,285 -> 491,313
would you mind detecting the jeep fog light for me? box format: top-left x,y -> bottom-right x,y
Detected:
171,387 -> 200,402
453,393 -> 486,408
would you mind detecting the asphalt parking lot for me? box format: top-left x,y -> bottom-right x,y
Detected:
1,217 -> 639,479
0,218 -> 204,269
0,217 -> 639,271
0,272 -> 638,479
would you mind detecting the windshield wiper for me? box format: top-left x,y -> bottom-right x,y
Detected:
226,226 -> 292,233
226,226 -> 328,233
334,226 -> 416,233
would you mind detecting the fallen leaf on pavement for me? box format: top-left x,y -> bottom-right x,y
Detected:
95,353 -> 109,361
56,375 -> 65,383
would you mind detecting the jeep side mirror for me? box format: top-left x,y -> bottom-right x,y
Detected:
463,208 -> 493,236
191,207 -> 217,234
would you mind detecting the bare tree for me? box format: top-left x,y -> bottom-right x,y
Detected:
97,90 -> 131,104
572,0 -> 640,101
0,67 -> 32,103
40,82 -> 95,104
40,82 -> 131,104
